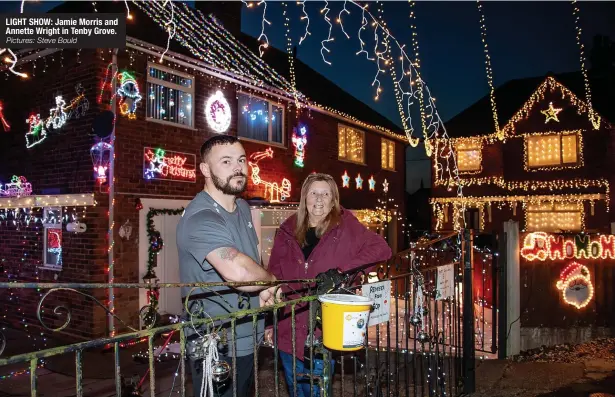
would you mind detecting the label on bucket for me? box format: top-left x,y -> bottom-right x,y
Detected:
342,311 -> 368,348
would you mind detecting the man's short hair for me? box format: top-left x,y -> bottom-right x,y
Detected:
200,135 -> 240,162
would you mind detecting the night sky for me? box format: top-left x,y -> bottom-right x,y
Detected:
240,1 -> 615,192
2,1 -> 614,192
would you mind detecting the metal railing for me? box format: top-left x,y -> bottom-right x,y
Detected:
0,231 -> 475,397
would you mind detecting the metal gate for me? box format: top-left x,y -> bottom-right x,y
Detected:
0,231 -> 478,396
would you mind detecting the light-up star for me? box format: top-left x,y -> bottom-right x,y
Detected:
541,102 -> 562,124
341,171 -> 350,188
368,175 -> 376,191
383,179 -> 389,193
355,173 -> 363,190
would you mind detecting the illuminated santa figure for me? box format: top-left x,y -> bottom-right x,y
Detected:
555,262 -> 593,309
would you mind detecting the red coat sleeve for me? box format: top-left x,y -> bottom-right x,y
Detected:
342,214 -> 392,271
267,229 -> 288,279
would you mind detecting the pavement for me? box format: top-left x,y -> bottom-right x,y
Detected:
473,358 -> 615,397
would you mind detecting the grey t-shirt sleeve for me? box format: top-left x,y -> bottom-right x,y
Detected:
182,209 -> 236,270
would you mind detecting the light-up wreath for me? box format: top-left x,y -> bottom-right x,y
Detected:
206,90 -> 231,133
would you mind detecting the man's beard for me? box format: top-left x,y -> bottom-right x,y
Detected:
211,171 -> 247,195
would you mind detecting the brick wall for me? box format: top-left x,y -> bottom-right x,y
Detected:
0,49 -> 113,339
0,47 -> 407,339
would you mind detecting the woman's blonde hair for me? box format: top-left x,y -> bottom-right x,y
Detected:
295,173 -> 341,247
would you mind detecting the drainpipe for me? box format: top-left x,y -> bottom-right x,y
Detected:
108,48 -> 119,337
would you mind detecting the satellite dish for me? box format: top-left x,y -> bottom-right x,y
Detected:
92,110 -> 115,138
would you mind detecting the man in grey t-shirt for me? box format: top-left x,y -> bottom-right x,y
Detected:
177,135 -> 278,397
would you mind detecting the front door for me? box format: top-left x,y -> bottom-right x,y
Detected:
153,212 -> 183,317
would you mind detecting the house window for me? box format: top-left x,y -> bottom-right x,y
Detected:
526,133 -> 579,168
42,207 -> 63,270
238,94 -> 284,145
381,139 -> 395,170
456,140 -> 482,172
146,64 -> 194,128
526,202 -> 582,232
338,124 -> 365,164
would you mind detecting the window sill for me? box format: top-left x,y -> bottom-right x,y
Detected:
38,265 -> 63,272
526,163 -> 581,171
381,168 -> 397,172
338,158 -> 367,166
145,117 -> 198,131
238,136 -> 286,149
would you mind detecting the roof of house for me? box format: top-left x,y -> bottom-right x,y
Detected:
48,1 -> 296,95
46,1 -> 405,140
444,71 -> 615,138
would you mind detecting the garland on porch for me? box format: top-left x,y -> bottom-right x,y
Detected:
141,206 -> 184,328
145,207 -> 184,274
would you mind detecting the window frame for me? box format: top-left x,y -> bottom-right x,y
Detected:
338,123 -> 366,165
41,206 -> 63,271
381,138 -> 396,171
524,131 -> 582,171
146,62 -> 196,130
237,92 -> 286,148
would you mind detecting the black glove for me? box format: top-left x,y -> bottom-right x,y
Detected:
316,268 -> 346,295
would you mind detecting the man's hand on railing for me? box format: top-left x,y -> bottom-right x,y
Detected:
259,286 -> 282,307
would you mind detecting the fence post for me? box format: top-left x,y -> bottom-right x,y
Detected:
462,229 -> 475,394
490,233 -> 498,355
497,232 -> 508,359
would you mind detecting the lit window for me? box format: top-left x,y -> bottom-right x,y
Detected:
381,139 -> 395,170
42,207 -> 63,270
338,124 -> 365,164
146,64 -> 194,128
526,202 -> 582,232
238,94 -> 284,145
456,140 -> 482,172
526,133 -> 579,168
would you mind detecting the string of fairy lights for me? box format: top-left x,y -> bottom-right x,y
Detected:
377,1 -> 413,144
570,0 -> 599,130
0,2 -> 606,389
281,1 -> 301,117
241,0 -> 463,192
407,0 -> 425,149
475,1 -> 502,141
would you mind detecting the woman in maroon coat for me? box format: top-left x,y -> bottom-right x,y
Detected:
265,173 -> 391,397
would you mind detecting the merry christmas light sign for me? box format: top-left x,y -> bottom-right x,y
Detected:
520,232 -> 615,261
143,147 -> 196,182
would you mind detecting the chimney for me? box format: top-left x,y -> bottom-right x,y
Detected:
194,1 -> 243,38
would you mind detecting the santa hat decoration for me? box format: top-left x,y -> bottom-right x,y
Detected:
556,261 -> 593,309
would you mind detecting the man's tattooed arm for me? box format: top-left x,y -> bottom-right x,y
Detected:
218,247 -> 239,261
206,246 -> 275,292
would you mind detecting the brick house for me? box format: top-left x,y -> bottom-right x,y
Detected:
0,2 -> 406,338
429,73 -> 614,234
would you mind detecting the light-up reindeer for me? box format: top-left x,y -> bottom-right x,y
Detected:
248,148 -> 291,203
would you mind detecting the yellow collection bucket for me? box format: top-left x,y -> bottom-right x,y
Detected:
318,294 -> 374,351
